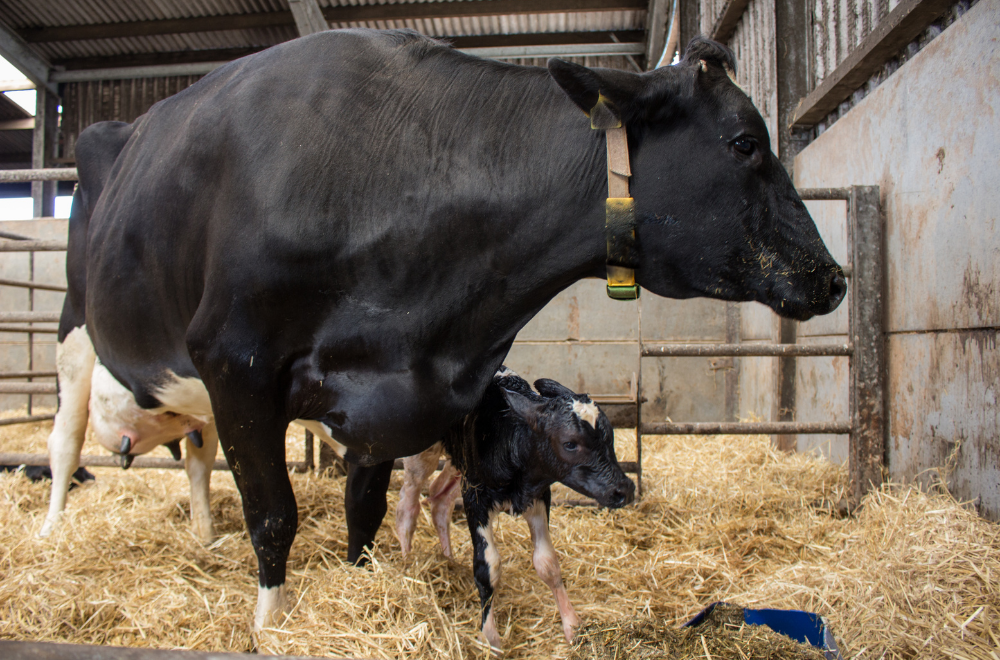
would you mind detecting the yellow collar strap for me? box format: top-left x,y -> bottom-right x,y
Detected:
591,95 -> 639,301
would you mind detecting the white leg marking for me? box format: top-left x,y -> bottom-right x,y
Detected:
482,607 -> 503,654
428,460 -> 461,558
254,583 -> 288,632
41,327 -> 95,538
478,512 -> 502,588
525,499 -> 579,643
185,422 -> 219,544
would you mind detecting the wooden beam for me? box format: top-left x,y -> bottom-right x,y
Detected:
0,79 -> 34,92
53,47 -> 266,72
21,1 -> 646,43
710,0 -> 752,43
0,118 -> 33,130
644,0 -> 670,69
791,0 -> 954,127
0,20 -> 55,94
288,0 -> 329,36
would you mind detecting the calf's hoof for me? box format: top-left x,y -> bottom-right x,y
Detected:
38,514 -> 60,538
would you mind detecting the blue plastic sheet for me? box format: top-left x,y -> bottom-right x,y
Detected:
685,602 -> 844,660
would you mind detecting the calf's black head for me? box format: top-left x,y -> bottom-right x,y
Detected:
504,378 -> 635,508
548,37 -> 846,321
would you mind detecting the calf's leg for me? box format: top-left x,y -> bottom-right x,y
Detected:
185,422 -> 219,543
465,491 -> 503,653
41,326 -> 95,538
395,443 -> 441,557
427,459 -> 461,558
524,490 -> 579,643
345,459 -> 394,565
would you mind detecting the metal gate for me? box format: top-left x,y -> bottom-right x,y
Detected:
0,170 -> 884,505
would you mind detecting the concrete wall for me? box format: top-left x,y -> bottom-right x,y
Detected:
793,0 -> 1000,517
0,218 -> 67,412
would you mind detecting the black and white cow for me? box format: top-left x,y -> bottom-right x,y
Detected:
396,368 -> 633,651
68,30 -> 845,630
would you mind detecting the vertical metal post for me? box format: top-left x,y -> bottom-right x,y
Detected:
724,302 -> 741,422
848,185 -> 885,506
635,295 -> 643,498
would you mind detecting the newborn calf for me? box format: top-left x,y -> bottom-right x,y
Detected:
399,368 -> 635,652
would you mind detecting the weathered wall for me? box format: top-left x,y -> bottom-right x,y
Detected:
794,0 -> 1000,517
0,219 -> 66,412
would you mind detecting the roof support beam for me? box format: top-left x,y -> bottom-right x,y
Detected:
0,21 -> 55,95
289,0 -> 329,36
21,0 -> 646,43
644,0 -> 671,70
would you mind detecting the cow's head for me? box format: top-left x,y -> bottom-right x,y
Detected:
549,37 -> 846,320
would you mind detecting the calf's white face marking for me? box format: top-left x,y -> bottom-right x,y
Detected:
495,367 -> 516,379
571,399 -> 599,428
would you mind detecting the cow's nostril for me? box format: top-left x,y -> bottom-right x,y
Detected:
829,272 -> 847,304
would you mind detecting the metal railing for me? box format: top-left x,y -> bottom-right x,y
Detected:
0,171 -> 884,504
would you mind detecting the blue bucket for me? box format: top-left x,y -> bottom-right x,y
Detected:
685,602 -> 843,660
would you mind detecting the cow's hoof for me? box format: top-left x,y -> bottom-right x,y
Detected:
192,521 -> 215,545
253,583 -> 289,633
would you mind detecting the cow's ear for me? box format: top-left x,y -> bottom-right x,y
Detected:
534,378 -> 575,399
548,59 -> 642,126
502,388 -> 545,426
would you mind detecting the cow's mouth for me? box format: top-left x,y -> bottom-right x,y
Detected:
762,265 -> 847,321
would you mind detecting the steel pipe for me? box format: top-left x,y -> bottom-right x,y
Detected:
0,370 -> 57,379
0,240 -> 68,252
0,325 -> 59,333
642,342 -> 852,357
0,414 -> 54,426
0,168 -> 78,182
797,187 -> 852,200
0,311 -> 62,323
0,277 -> 67,292
0,383 -> 56,394
641,421 -> 852,435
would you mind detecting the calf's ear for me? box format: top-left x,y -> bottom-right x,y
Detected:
534,378 -> 575,399
548,59 -> 643,127
502,388 -> 545,427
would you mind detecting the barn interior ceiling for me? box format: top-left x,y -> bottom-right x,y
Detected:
0,0 -> 668,169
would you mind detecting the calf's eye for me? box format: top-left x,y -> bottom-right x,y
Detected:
563,441 -> 579,452
732,137 -> 756,156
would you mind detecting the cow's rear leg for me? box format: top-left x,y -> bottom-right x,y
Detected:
41,326 -> 95,538
345,459 -> 394,565
185,422 -> 219,543
427,459 -> 461,558
395,443 -> 441,557
524,489 -> 579,643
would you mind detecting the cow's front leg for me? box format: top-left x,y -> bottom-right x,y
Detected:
524,489 -> 579,643
41,325 -> 95,538
395,443 -> 441,557
345,459 -> 394,565
465,489 -> 503,654
427,459 -> 461,558
184,423 -> 218,543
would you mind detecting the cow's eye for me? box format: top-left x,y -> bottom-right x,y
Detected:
732,137 -> 756,156
563,441 -> 579,452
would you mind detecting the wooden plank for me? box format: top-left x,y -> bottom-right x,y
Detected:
0,22 -> 56,94
0,79 -> 34,92
711,0 -> 753,43
791,0 -> 954,127
848,186 -> 886,506
20,1 -> 647,43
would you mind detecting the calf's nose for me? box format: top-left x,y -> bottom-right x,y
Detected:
609,478 -> 636,508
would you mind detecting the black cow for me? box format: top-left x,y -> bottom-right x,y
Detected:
65,29 -> 845,630
398,368 -> 633,651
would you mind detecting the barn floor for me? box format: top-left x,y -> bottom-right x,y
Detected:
1,412 -> 998,659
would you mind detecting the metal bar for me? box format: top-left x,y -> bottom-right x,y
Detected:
848,186 -> 886,506
0,168 -> 78,182
641,421 -> 852,434
792,0 -> 955,127
51,62 -> 228,83
642,342 -> 852,357
0,451 -> 310,474
0,370 -> 57,379
0,240 -> 67,251
635,299 -> 643,497
0,382 -> 56,394
0,230 -> 36,241
0,414 -> 54,426
0,325 -> 59,333
0,277 -> 66,292
797,187 -> 852,200
0,311 -> 61,323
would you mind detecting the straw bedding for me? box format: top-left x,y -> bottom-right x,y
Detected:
1,412 -> 998,659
